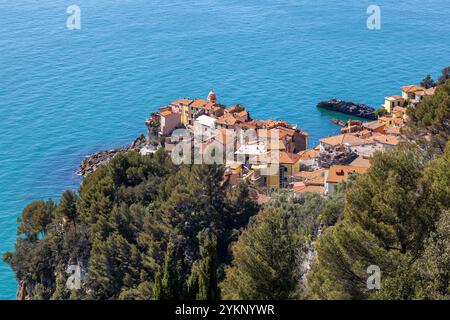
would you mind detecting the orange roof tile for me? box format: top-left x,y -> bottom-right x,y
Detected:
217,113 -> 237,126
293,182 -> 324,194
393,106 -> 407,113
372,135 -> 400,146
363,120 -> 385,131
160,110 -> 173,117
401,85 -> 425,93
278,151 -> 301,164
295,169 -> 325,185
320,134 -> 371,147
171,98 -> 193,106
252,151 -> 301,165
349,156 -> 371,168
385,126 -> 401,135
415,87 -> 436,96
326,165 -> 368,184
190,99 -> 209,108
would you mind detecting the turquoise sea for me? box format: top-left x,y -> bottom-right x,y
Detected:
0,0 -> 449,299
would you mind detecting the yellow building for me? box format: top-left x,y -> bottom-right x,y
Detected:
168,99 -> 192,125
384,95 -> 404,113
253,151 -> 302,191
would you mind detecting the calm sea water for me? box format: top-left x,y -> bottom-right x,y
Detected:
0,0 -> 449,299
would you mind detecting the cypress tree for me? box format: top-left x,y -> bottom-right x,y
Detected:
187,230 -> 220,300
154,246 -> 180,300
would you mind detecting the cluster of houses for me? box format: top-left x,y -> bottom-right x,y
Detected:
146,84 -> 435,201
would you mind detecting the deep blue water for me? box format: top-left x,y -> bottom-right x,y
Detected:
0,0 -> 449,299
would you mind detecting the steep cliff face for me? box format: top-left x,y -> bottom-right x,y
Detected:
16,280 -> 33,300
317,99 -> 377,120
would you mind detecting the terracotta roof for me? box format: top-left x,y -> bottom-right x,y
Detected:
216,113 -> 237,126
349,156 -> 371,168
278,151 -> 301,164
372,135 -> 400,146
415,87 -> 436,96
236,110 -> 248,118
392,118 -> 404,125
262,120 -> 289,129
171,98 -> 193,106
225,105 -> 241,113
293,182 -> 324,194
386,95 -> 404,101
238,120 -> 258,130
326,165 -> 369,184
203,101 -> 222,111
393,106 -> 407,113
363,120 -> 385,131
295,169 -> 325,185
160,110 -> 173,117
252,151 -> 301,165
320,134 -> 371,147
385,126 -> 401,136
401,85 -> 425,93
190,99 -> 208,108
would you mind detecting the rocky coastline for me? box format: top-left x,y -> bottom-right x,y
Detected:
317,99 -> 377,120
77,134 -> 149,177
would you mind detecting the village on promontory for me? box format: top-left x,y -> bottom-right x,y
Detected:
80,82 -> 436,201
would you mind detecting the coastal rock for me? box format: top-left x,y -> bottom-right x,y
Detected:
317,99 -> 377,120
77,134 -> 151,177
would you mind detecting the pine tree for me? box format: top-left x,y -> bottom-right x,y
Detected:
420,74 -> 436,89
307,146 -> 445,299
438,66 -> 450,84
17,199 -> 55,241
58,189 -> 78,229
221,208 -> 298,299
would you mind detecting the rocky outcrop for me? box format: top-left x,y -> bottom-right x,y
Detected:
317,99 -> 377,120
77,134 -> 150,176
16,280 -> 33,300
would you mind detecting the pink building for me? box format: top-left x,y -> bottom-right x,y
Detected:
159,107 -> 181,136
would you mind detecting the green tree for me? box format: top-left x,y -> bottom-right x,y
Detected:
221,208 -> 298,299
86,233 -> 141,299
414,210 -> 450,299
187,230 -> 220,300
307,146 -> 448,299
407,79 -> 450,156
420,74 -> 436,89
438,66 -> 450,84
154,246 -> 181,300
17,200 -> 55,241
58,190 -> 78,229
